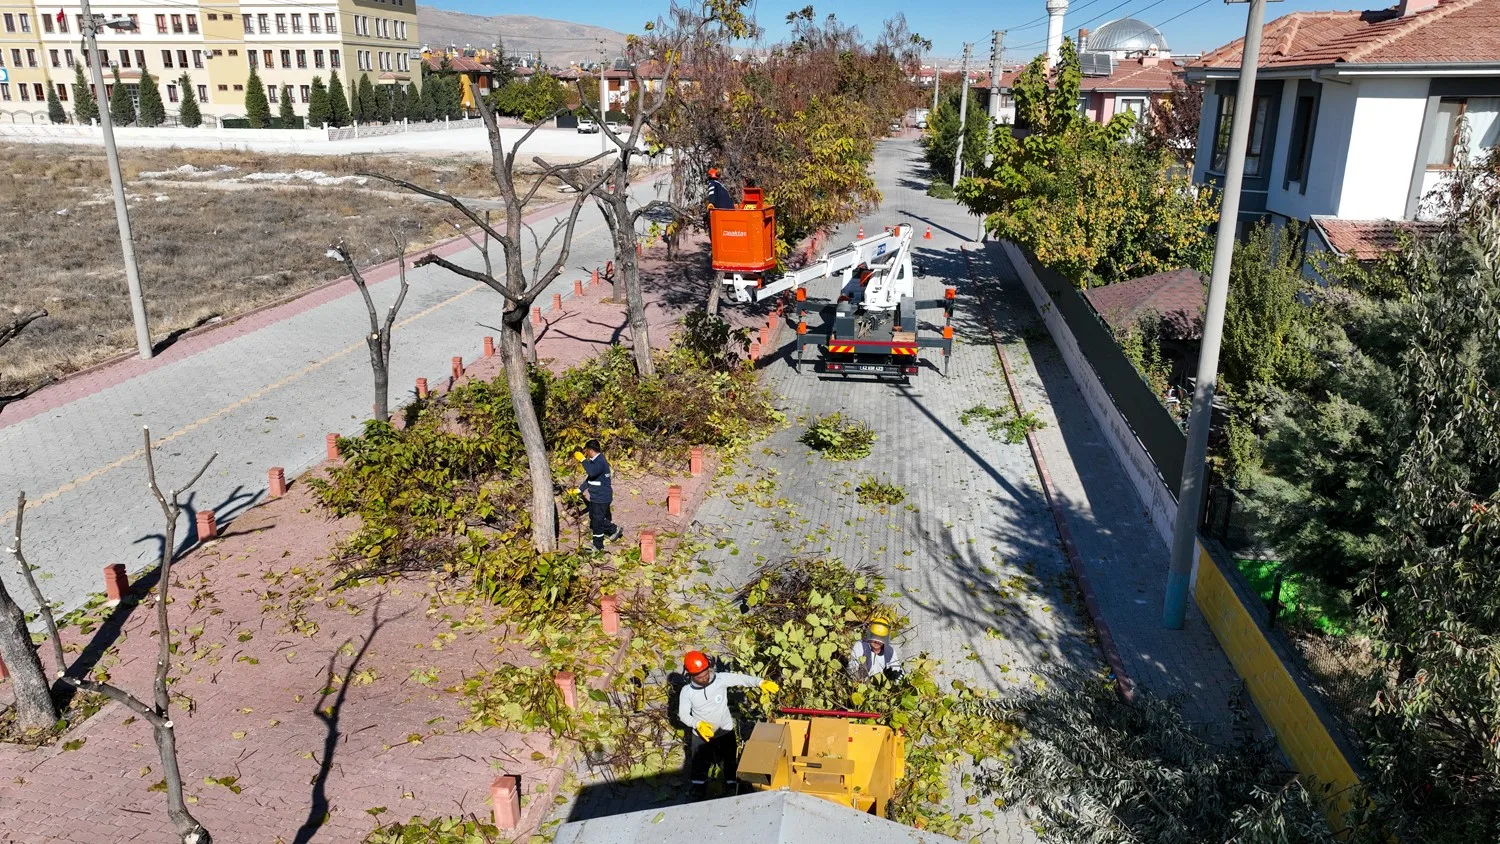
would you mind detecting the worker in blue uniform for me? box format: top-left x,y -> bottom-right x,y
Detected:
576,439 -> 623,551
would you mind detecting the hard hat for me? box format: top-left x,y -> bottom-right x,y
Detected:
683,650 -> 711,674
707,167 -> 719,179
867,617 -> 891,639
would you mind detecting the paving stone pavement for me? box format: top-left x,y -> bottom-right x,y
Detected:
0,171 -> 674,618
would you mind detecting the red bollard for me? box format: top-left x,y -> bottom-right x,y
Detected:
552,292 -> 564,312
639,529 -> 657,563
749,340 -> 761,360
553,671 -> 577,709
758,326 -> 769,347
690,446 -> 704,477
416,378 -> 429,399
667,484 -> 682,517
195,510 -> 218,541
573,279 -> 584,297
451,356 -> 464,381
0,652 -> 8,681
531,306 -> 543,326
491,775 -> 521,830
268,467 -> 288,498
600,594 -> 619,635
483,336 -> 496,358
326,433 -> 341,460
104,563 -> 129,606
591,268 -> 601,286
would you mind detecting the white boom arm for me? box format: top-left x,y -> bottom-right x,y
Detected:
753,225 -> 917,311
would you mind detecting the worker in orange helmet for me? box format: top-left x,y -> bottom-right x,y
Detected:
705,167 -> 734,210
678,650 -> 779,799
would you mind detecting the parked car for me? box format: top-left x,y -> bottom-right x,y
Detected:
577,119 -> 599,134
916,118 -> 928,129
606,120 -> 622,133
889,121 -> 902,133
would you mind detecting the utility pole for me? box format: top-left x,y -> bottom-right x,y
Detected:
985,30 -> 1005,168
1162,0 -> 1274,629
930,52 -> 940,117
598,39 -> 609,155
951,43 -> 972,189
81,0 -> 153,359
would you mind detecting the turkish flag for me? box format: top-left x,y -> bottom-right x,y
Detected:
56,9 -> 64,26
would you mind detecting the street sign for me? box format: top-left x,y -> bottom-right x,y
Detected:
0,68 -> 9,83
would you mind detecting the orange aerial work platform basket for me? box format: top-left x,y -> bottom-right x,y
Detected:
710,187 -> 777,274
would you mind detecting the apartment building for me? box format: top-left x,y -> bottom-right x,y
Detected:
0,0 -> 419,121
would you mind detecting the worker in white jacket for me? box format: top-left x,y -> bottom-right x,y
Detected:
678,650 -> 779,799
848,616 -> 902,681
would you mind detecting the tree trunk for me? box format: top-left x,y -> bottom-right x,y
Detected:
706,276 -> 722,315
368,335 -> 389,422
155,721 -> 211,843
616,214 -> 656,377
501,317 -> 557,552
0,582 -> 58,731
522,315 -> 538,366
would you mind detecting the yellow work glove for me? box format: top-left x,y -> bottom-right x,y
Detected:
696,721 -> 716,741
760,680 -> 780,694
573,451 -> 585,462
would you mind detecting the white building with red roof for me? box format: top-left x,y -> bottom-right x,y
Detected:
1185,0 -> 1500,255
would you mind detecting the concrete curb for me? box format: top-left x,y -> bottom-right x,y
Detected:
963,245 -> 1138,703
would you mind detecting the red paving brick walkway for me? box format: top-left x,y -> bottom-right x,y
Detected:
0,235 -> 764,843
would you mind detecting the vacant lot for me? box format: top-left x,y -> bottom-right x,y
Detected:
0,144 -> 571,393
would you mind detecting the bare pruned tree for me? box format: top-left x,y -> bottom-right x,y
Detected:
1,309 -> 52,415
1,492 -> 59,730
13,429 -> 216,843
361,97 -> 613,553
329,232 -> 413,422
446,212 -> 540,364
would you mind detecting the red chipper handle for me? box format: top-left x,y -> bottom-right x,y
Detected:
776,707 -> 883,719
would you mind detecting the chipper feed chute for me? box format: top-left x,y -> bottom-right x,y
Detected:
736,708 -> 906,817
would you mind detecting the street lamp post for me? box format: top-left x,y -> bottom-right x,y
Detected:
1162,0 -> 1274,628
80,0 -> 153,359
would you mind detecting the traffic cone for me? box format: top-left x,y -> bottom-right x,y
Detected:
924,226 -> 933,240
857,225 -> 864,239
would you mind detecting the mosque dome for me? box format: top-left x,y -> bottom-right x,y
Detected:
1088,18 -> 1169,54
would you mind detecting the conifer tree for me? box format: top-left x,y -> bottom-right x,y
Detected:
279,84 -> 296,125
71,63 -> 98,123
357,73 -> 376,122
307,75 -> 330,127
177,73 -> 201,127
244,66 -> 270,127
108,64 -> 136,126
326,69 -> 351,127
45,80 -> 65,124
136,68 -> 165,127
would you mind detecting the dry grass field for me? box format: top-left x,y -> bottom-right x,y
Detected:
0,143 -> 568,394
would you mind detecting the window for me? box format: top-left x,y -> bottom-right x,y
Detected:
275,13 -> 287,34
1286,94 -> 1318,184
198,84 -> 207,101
309,15 -> 320,33
224,14 -> 233,21
296,49 -> 306,68
232,83 -> 243,91
330,50 -> 340,68
10,49 -> 21,67
300,84 -> 310,102
1210,93 -> 1272,176
263,49 -> 273,68
129,14 -> 139,32
2,14 -> 13,33
1117,96 -> 1147,126
207,14 -> 217,21
57,83 -> 67,101
156,13 -> 167,33
399,21 -> 407,40
187,14 -> 197,34
217,83 -> 227,91
162,49 -> 174,68
57,14 -> 67,33
247,50 -> 256,69
243,14 -> 253,34
171,13 -> 182,33
0,50 -> 5,67
43,13 -> 52,33
291,13 -> 302,33
280,49 -> 290,68
49,49 -> 59,68
193,50 -> 202,69
27,49 -> 37,68
136,50 -> 145,69
116,48 -> 130,67
326,13 -> 337,33
32,82 -> 43,100
1427,98 -> 1467,169
228,49 -> 237,56
19,84 -> 30,101
167,83 -> 178,102
314,49 -> 324,68
19,12 -> 30,32
0,84 -> 9,101
65,49 -> 74,67
267,84 -> 277,103
257,13 -> 268,34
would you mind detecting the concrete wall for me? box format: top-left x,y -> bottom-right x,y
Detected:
1337,77 -> 1429,219
0,122 -> 326,142
1007,242 -> 1368,830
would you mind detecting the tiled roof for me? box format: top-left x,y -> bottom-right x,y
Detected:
1311,216 -> 1441,259
1080,58 -> 1180,91
423,55 -> 491,73
1191,0 -> 1500,69
1082,268 -> 1207,338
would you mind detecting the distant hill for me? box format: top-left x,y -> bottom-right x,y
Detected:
416,8 -> 627,66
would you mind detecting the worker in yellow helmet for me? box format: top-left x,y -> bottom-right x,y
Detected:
678,650 -> 779,799
848,616 -> 902,681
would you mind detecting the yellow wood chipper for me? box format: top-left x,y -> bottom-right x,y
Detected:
735,707 -> 906,817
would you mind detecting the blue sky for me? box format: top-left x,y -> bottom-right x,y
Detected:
450,0 -> 1363,60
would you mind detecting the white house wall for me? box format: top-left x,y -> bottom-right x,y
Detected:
1336,77 -> 1428,219
1265,77 -> 1357,222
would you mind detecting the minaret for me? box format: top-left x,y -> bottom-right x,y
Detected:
1046,0 -> 1069,67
